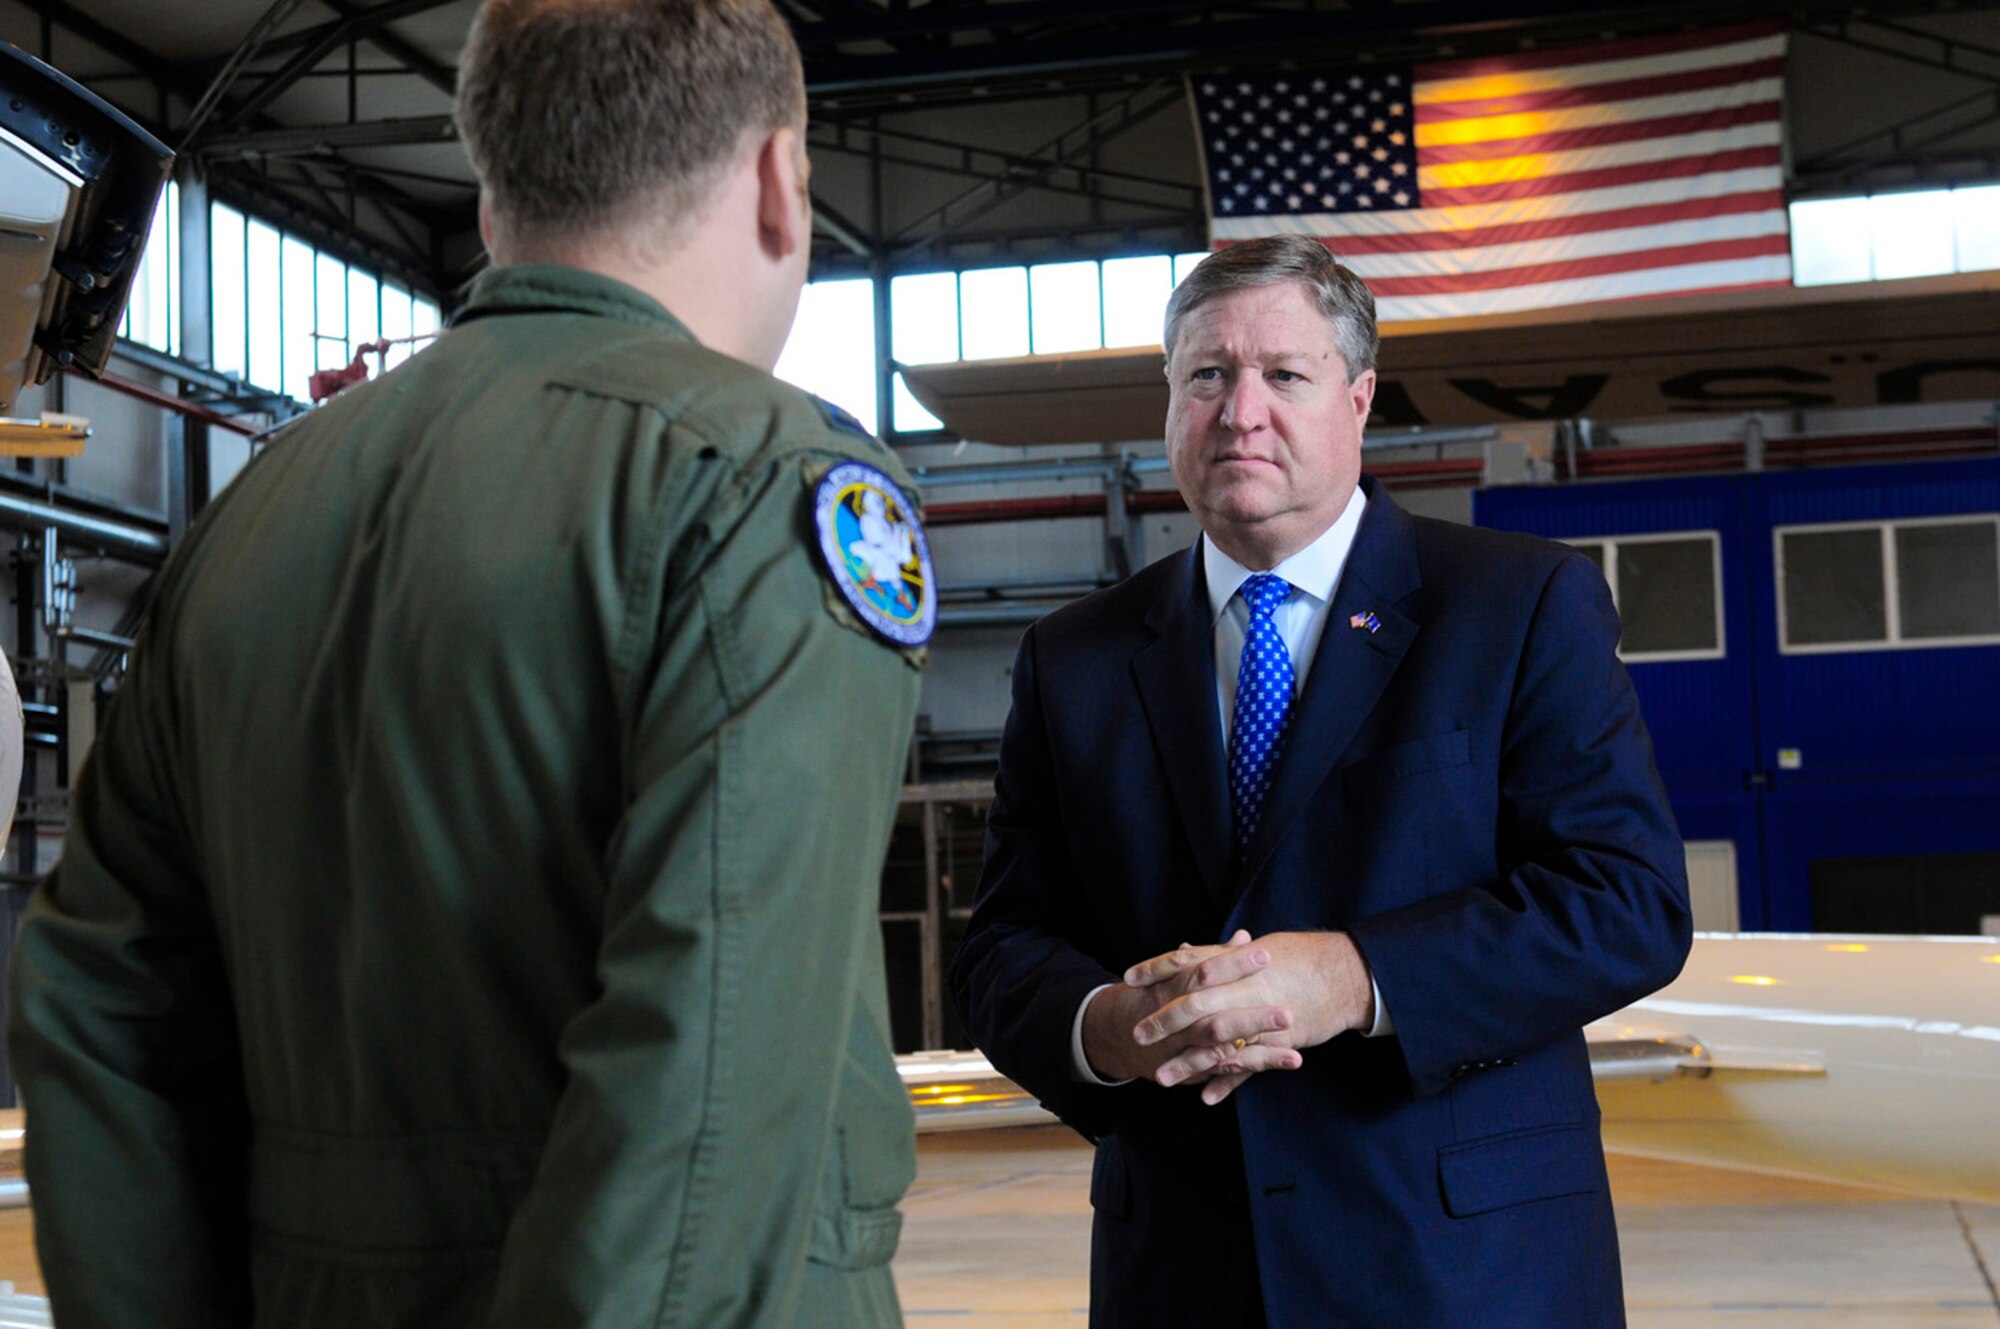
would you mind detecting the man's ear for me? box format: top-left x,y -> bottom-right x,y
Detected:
1348,367 -> 1377,430
754,125 -> 807,260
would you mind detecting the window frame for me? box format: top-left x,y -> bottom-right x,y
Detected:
1774,513 -> 2000,655
882,250 -> 1209,443
1561,529 -> 1727,663
207,200 -> 441,404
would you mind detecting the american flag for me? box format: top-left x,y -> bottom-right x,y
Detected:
1193,21 -> 1791,321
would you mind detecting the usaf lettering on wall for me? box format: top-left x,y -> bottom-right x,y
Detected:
899,273 -> 2000,441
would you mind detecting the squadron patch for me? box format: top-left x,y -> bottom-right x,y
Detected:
814,462 -> 937,648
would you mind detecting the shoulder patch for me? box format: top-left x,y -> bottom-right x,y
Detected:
815,395 -> 875,440
814,462 -> 937,648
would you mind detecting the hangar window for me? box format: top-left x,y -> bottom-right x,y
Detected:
1777,517 -> 2000,652
1030,262 -> 1103,354
886,251 -> 1207,434
775,277 -> 879,435
116,180 -> 179,357
1562,532 -> 1724,662
1791,183 -> 2000,285
208,202 -> 439,406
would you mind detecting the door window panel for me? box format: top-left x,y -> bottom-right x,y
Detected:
1778,517 -> 2000,652
1897,521 -> 2000,640
1617,537 -> 1719,655
1781,528 -> 1887,647
1562,533 -> 1721,661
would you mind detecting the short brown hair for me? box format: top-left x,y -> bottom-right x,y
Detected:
456,0 -> 805,248
1163,236 -> 1379,380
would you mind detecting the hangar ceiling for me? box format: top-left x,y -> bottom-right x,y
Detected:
1,0 -> 1998,300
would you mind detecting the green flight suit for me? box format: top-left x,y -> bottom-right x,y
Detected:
7,265 -> 925,1328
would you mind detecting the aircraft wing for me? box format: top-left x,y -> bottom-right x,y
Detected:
903,933 -> 2000,1204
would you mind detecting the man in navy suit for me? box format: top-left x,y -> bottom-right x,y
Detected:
950,235 -> 1691,1328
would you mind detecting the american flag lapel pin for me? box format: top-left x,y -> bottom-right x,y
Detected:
1349,611 -> 1381,634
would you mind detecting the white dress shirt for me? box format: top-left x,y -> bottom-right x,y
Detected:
1070,488 -> 1393,1084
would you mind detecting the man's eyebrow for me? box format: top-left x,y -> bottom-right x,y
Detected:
1179,345 -> 1322,364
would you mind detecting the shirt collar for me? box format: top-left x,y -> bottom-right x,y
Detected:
1202,486 -> 1370,625
450,263 -> 698,340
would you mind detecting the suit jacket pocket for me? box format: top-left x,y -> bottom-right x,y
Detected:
1436,1121 -> 1603,1219
1343,727 -> 1471,784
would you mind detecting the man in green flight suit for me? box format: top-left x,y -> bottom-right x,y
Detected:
7,2 -> 933,1325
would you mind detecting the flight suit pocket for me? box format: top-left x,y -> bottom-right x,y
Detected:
807,1202 -> 902,1270
1436,1122 -> 1603,1219
808,1126 -> 909,1270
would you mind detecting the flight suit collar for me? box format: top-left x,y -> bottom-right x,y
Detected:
452,263 -> 698,340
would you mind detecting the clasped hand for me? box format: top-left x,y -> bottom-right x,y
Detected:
1081,929 -> 1375,1106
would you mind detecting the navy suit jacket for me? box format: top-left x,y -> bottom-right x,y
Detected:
950,478 -> 1692,1329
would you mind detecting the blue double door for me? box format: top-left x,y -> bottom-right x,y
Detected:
1476,458 -> 2000,932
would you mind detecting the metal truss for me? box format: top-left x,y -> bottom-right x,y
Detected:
181,0 -> 320,144
11,0 -> 458,288
1796,13 -> 2000,84
809,118 -> 1202,217
18,0 -> 2000,296
1793,15 -> 2000,191
886,81 -> 1189,255
185,0 -> 462,145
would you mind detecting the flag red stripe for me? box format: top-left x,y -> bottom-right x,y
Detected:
1417,103 -> 1780,164
1419,145 -> 1780,208
1414,18 -> 1783,81
1592,277 -> 1793,305
1361,234 -> 1791,296
1414,56 -> 1784,124
1320,190 -> 1785,255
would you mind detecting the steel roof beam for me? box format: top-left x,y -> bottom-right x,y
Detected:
319,0 -> 458,95
812,138 -> 1196,214
811,198 -> 876,256
1798,16 -> 2000,85
9,0 -> 184,91
797,0 -> 2000,98
182,0 -> 319,144
889,82 -> 1186,253
202,0 -> 460,137
1797,83 -> 2000,172
812,119 -> 1200,199
180,0 -> 465,71
201,112 -> 459,155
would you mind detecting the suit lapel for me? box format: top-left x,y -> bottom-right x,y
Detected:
1131,543 -> 1234,907
1231,481 -> 1423,903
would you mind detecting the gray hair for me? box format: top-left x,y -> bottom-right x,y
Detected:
1163,235 -> 1379,380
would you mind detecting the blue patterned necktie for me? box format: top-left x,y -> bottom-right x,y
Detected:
1228,573 -> 1296,852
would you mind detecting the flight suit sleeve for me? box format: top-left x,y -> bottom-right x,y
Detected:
484,436 -> 921,1329
7,643 -> 254,1329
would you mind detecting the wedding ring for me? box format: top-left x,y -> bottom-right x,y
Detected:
1232,1037 -> 1249,1051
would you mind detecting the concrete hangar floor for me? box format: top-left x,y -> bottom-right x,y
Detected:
889,1128 -> 2000,1327
0,1122 -> 1994,1323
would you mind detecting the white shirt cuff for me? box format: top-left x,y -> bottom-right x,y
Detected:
1071,983 -> 1136,1085
1365,974 -> 1394,1037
